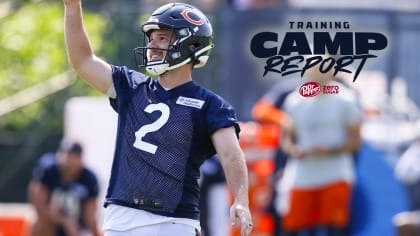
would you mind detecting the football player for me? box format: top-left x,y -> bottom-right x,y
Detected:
62,1 -> 253,235
29,140 -> 100,236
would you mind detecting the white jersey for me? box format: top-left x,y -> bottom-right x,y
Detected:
282,84 -> 361,189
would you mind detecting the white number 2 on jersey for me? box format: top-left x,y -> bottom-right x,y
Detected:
133,103 -> 170,154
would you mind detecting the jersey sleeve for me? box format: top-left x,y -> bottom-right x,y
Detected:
109,65 -> 149,112
85,170 -> 100,199
205,95 -> 240,137
32,153 -> 55,181
283,90 -> 299,116
343,99 -> 362,124
39,165 -> 57,191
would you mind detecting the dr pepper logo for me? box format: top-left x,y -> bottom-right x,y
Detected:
299,82 -> 321,97
250,21 -> 388,82
299,82 -> 340,97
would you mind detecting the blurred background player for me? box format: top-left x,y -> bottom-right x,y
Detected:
277,54 -> 362,236
62,1 -> 252,235
28,140 -> 100,236
252,68 -> 359,236
251,78 -> 301,236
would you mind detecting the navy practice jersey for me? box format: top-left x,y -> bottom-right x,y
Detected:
105,65 -> 240,220
39,164 -> 99,235
32,152 -> 56,181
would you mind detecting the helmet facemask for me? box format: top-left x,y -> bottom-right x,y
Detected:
134,26 -> 176,76
133,3 -> 214,76
134,25 -> 213,76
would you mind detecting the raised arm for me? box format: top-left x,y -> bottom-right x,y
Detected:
63,0 -> 112,93
211,126 -> 253,236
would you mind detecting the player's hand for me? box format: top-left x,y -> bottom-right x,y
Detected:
288,145 -> 307,160
64,219 -> 80,236
311,146 -> 330,157
230,202 -> 253,236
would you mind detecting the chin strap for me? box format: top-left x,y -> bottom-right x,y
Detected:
146,44 -> 213,75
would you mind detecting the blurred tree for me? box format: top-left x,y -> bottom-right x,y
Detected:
100,0 -> 142,69
0,1 -> 106,124
0,1 -> 106,201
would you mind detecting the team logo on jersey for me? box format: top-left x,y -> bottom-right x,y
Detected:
176,96 -> 205,109
250,21 -> 388,82
181,9 -> 204,25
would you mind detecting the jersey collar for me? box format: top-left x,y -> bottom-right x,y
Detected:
154,80 -> 196,100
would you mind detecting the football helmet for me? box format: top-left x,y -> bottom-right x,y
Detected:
134,3 -> 214,76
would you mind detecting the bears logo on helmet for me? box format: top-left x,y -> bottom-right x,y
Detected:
181,9 -> 205,26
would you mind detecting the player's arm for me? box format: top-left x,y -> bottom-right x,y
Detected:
28,180 -> 51,220
211,126 -> 253,236
333,121 -> 361,154
63,0 -> 112,94
311,121 -> 361,157
83,197 -> 101,236
280,115 -> 307,159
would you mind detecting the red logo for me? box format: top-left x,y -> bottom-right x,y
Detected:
181,9 -> 204,25
299,82 -> 321,97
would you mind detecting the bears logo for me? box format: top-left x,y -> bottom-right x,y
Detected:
181,9 -> 204,26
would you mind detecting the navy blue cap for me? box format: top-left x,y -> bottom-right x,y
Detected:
59,139 -> 83,155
